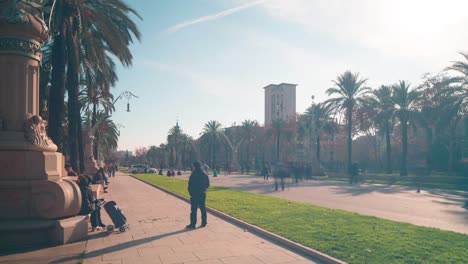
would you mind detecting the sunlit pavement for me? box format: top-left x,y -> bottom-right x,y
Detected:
177,172 -> 468,234
0,172 -> 321,263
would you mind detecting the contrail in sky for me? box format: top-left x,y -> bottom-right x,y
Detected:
166,0 -> 269,33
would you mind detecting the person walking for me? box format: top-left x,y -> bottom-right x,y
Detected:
186,161 -> 210,229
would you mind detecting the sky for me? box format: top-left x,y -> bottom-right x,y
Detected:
112,0 -> 468,151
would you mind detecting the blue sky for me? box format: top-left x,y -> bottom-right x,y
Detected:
112,0 -> 468,151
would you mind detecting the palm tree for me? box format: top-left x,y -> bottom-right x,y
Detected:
365,85 -> 395,173
392,81 -> 421,176
414,73 -> 453,173
46,0 -> 141,171
301,102 -> 334,164
266,119 -> 290,161
445,53 -> 468,151
439,97 -> 464,175
179,133 -> 197,169
201,120 -> 223,167
326,71 -> 370,174
241,120 -> 258,165
87,111 -> 119,162
168,123 -> 183,168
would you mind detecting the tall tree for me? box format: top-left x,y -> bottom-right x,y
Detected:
392,81 -> 421,176
365,85 -> 395,173
241,120 -> 258,165
46,0 -> 141,170
265,119 -> 291,161
326,71 -> 370,175
446,53 -> 468,158
301,102 -> 334,164
89,111 -> 119,162
201,120 -> 223,167
168,123 -> 183,168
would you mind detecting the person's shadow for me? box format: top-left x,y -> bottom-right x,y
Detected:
50,229 -> 192,263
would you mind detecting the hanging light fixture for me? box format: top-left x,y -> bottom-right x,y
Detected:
126,102 -> 130,112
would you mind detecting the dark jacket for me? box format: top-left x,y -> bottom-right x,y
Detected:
79,184 -> 94,215
188,169 -> 210,196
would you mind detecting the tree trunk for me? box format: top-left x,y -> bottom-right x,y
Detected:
77,112 -> 85,173
385,123 -> 392,174
212,135 -> 216,168
48,33 -> 67,150
448,125 -> 456,176
347,107 -> 353,175
425,126 -> 433,174
316,135 -> 321,163
66,21 -> 80,173
92,103 -> 99,160
401,116 -> 408,176
246,140 -> 250,166
276,132 -> 280,161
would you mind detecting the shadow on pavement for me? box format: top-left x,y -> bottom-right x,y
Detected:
50,229 -> 193,264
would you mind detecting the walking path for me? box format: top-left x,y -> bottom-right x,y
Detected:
179,173 -> 468,234
0,172 -> 320,264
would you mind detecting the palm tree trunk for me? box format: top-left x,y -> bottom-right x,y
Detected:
77,112 -> 85,173
212,135 -> 216,168
276,132 -> 280,161
425,127 -> 433,174
66,21 -> 80,173
209,135 -> 213,167
401,117 -> 408,176
92,103 -> 99,159
385,123 -> 392,174
448,125 -> 455,176
347,107 -> 353,175
246,141 -> 250,166
316,135 -> 321,163
48,33 -> 67,150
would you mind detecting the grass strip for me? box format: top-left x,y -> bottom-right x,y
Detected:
135,174 -> 468,263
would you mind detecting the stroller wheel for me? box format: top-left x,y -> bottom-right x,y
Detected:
107,225 -> 114,233
119,226 -> 126,232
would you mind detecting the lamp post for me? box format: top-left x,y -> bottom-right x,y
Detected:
113,91 -> 138,112
85,92 -> 136,173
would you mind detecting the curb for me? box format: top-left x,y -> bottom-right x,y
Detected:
129,174 -> 347,264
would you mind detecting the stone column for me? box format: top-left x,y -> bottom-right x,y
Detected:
0,0 -> 87,248
83,128 -> 99,175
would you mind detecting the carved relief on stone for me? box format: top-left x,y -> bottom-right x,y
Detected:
24,113 -> 57,151
0,0 -> 50,51
0,37 -> 43,60
0,4 -> 29,24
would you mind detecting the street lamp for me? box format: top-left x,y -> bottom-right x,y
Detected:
113,91 -> 138,112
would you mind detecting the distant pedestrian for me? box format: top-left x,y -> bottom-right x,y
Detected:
350,163 -> 359,184
109,165 -> 115,178
273,162 -> 287,191
202,163 -> 210,174
65,164 -> 78,176
263,162 -> 270,181
186,161 -> 210,229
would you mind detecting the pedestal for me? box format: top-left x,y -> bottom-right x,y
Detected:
0,0 -> 87,247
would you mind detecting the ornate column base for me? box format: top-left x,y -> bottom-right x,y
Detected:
0,216 -> 88,249
0,150 -> 87,246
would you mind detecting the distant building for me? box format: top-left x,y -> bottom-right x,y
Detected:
264,83 -> 297,125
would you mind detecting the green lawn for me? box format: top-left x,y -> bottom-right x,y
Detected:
135,174 -> 468,264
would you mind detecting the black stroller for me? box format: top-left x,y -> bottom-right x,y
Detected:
103,200 -> 129,233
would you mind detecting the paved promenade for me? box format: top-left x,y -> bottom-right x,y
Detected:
178,173 -> 468,234
0,172 -> 320,264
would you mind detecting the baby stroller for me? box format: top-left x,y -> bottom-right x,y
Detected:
103,200 -> 129,233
